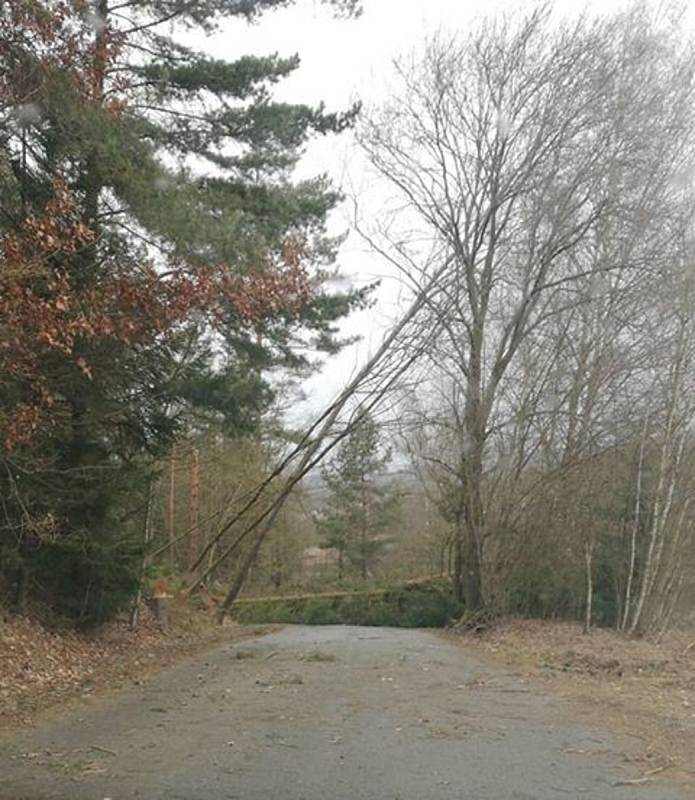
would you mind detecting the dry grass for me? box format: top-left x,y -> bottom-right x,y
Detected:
301,649 -> 337,662
449,618 -> 695,789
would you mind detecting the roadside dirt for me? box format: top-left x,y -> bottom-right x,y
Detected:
448,618 -> 695,789
0,599 -> 277,730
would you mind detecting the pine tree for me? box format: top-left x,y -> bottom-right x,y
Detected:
318,414 -> 399,581
0,0 -> 365,622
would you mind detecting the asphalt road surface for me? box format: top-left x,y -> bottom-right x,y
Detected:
0,625 -> 688,800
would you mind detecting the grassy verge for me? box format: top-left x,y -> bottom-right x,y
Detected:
232,579 -> 464,628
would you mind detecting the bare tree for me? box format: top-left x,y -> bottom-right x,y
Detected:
360,4 -> 695,611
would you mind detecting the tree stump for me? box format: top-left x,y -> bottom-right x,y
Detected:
149,593 -> 172,629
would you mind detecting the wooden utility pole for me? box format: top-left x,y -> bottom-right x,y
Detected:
168,448 -> 176,572
189,446 -> 200,569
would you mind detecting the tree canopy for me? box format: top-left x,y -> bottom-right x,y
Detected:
0,0 -> 365,623
317,413 -> 398,580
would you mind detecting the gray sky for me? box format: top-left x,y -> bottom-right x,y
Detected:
196,0 -> 693,423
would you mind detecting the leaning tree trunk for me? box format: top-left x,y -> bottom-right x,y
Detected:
215,528 -> 267,624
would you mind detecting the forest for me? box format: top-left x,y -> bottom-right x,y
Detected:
1,0 -> 694,643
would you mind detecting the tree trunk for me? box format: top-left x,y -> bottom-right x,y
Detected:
621,417 -> 648,631
130,475 -> 155,629
216,529 -> 267,624
206,539 -> 218,586
452,509 -> 482,609
630,320 -> 688,636
452,515 -> 464,602
458,438 -> 486,610
461,527 -> 482,610
583,540 -> 593,634
360,474 -> 368,579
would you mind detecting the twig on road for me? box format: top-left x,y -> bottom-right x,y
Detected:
90,745 -> 118,757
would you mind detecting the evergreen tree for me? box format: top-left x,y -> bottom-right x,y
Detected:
0,0 -> 365,622
317,414 -> 399,581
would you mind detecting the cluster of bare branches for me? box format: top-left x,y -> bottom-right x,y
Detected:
356,3 -> 695,634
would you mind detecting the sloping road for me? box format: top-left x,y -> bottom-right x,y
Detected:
0,625 -> 688,800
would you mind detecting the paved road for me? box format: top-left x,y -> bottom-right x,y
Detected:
0,625 -> 688,800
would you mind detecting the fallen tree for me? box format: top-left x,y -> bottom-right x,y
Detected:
186,254 -> 454,621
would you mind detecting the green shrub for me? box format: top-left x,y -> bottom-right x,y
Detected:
235,600 -> 295,624
301,599 -> 341,625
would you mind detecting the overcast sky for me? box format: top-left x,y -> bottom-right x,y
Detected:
195,0 -> 694,424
